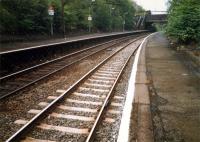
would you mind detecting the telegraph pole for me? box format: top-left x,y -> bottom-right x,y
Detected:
88,0 -> 95,33
88,7 -> 92,33
61,0 -> 65,37
48,5 -> 54,36
109,6 -> 115,32
123,12 -> 128,32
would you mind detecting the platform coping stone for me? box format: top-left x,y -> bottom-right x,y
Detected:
117,33 -> 154,142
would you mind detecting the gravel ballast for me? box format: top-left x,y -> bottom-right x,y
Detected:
0,39 -> 134,141
0,37 -> 144,141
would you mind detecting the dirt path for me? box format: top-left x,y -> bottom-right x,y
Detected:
146,32 -> 200,142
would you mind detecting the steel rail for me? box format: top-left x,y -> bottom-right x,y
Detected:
0,36 -> 130,81
85,43 -> 140,142
0,36 -> 135,100
6,36 -> 144,142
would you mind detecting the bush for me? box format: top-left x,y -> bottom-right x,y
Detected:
0,0 -> 49,34
166,0 -> 200,43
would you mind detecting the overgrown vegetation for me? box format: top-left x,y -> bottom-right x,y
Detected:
166,0 -> 200,43
0,0 -> 143,35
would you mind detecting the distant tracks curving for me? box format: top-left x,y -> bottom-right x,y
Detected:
0,36 -> 137,100
6,36 -> 145,142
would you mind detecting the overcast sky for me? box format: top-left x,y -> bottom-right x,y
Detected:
133,0 -> 168,12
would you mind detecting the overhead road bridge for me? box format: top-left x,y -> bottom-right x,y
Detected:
145,14 -> 168,23
135,11 -> 168,30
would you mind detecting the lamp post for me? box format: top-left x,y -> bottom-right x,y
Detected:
123,12 -> 128,32
61,0 -> 65,37
109,6 -> 115,32
88,12 -> 92,33
48,5 -> 54,36
123,20 -> 125,32
88,0 -> 95,32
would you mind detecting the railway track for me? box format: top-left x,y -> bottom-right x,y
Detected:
0,35 -> 140,100
6,36 -> 145,142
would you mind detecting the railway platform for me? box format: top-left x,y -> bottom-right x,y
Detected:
121,32 -> 200,142
1,33 -> 105,52
1,32 -> 199,142
0,31 -> 144,53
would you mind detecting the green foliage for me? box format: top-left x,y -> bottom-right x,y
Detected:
166,0 -> 200,43
154,23 -> 166,31
119,0 -> 136,30
0,0 -> 49,34
0,0 -> 142,35
94,0 -> 137,32
0,5 -> 16,33
93,0 -> 111,31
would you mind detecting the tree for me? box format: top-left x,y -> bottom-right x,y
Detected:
0,4 -> 16,34
166,0 -> 200,43
0,0 -> 142,35
93,0 -> 111,31
0,0 -> 49,34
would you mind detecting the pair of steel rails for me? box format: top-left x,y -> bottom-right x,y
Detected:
3,35 -> 145,142
0,36 -> 135,100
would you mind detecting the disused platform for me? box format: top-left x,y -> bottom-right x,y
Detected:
118,32 -> 200,142
146,33 -> 200,142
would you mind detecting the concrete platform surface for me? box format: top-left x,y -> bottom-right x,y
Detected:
123,32 -> 200,142
146,32 -> 200,142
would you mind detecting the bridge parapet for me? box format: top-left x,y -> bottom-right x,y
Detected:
134,11 -> 168,30
145,14 -> 168,23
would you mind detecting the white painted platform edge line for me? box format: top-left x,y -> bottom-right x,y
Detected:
117,33 -> 156,142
